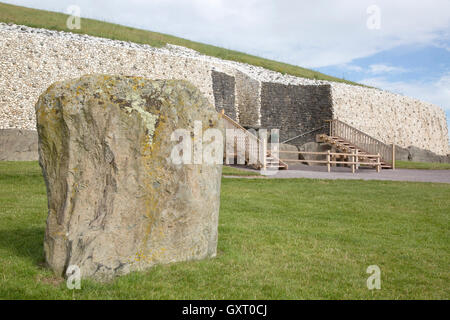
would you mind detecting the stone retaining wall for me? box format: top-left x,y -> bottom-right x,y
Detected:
211,70 -> 236,120
234,70 -> 261,127
260,83 -> 332,146
0,129 -> 38,161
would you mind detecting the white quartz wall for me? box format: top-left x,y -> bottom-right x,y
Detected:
0,24 -> 237,131
331,84 -> 449,155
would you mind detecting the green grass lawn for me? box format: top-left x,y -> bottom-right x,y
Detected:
396,161 -> 450,170
222,165 -> 261,176
0,161 -> 449,299
0,2 -> 361,86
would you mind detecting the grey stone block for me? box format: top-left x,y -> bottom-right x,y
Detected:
408,146 -> 448,163
211,70 -> 236,120
0,129 -> 38,161
394,145 -> 410,161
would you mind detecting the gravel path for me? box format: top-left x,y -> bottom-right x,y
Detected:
224,165 -> 450,183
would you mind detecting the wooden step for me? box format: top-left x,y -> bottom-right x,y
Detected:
317,133 -> 390,171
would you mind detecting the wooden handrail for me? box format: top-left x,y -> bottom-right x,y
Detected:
220,111 -> 288,169
279,149 -> 382,173
327,119 -> 394,165
279,150 -> 382,157
282,159 -> 381,165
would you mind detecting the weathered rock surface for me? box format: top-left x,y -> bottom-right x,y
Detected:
36,74 -> 222,281
0,129 -> 38,160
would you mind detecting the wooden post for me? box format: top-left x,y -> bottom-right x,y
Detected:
331,147 -> 336,167
376,153 -> 381,173
355,149 -> 359,171
262,138 -> 267,170
392,143 -> 396,170
327,150 -> 331,173
351,150 -> 355,174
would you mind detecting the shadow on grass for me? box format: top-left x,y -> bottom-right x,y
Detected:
0,226 -> 45,264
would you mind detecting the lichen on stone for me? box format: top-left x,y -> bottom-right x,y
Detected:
124,90 -> 159,145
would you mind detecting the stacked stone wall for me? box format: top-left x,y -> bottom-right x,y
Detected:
260,83 -> 333,146
234,70 -> 261,127
211,70 -> 236,120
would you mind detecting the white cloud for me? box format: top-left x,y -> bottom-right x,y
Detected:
331,63 -> 409,76
341,64 -> 364,72
368,64 -> 407,74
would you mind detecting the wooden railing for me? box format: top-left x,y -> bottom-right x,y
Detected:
326,119 -> 394,166
221,112 -> 260,166
220,111 -> 287,169
279,150 -> 382,173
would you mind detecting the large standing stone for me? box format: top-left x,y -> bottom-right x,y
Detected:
36,75 -> 222,281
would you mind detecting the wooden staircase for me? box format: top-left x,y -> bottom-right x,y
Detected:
317,134 -> 390,168
220,111 -> 288,170
265,153 -> 288,170
318,119 -> 395,169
